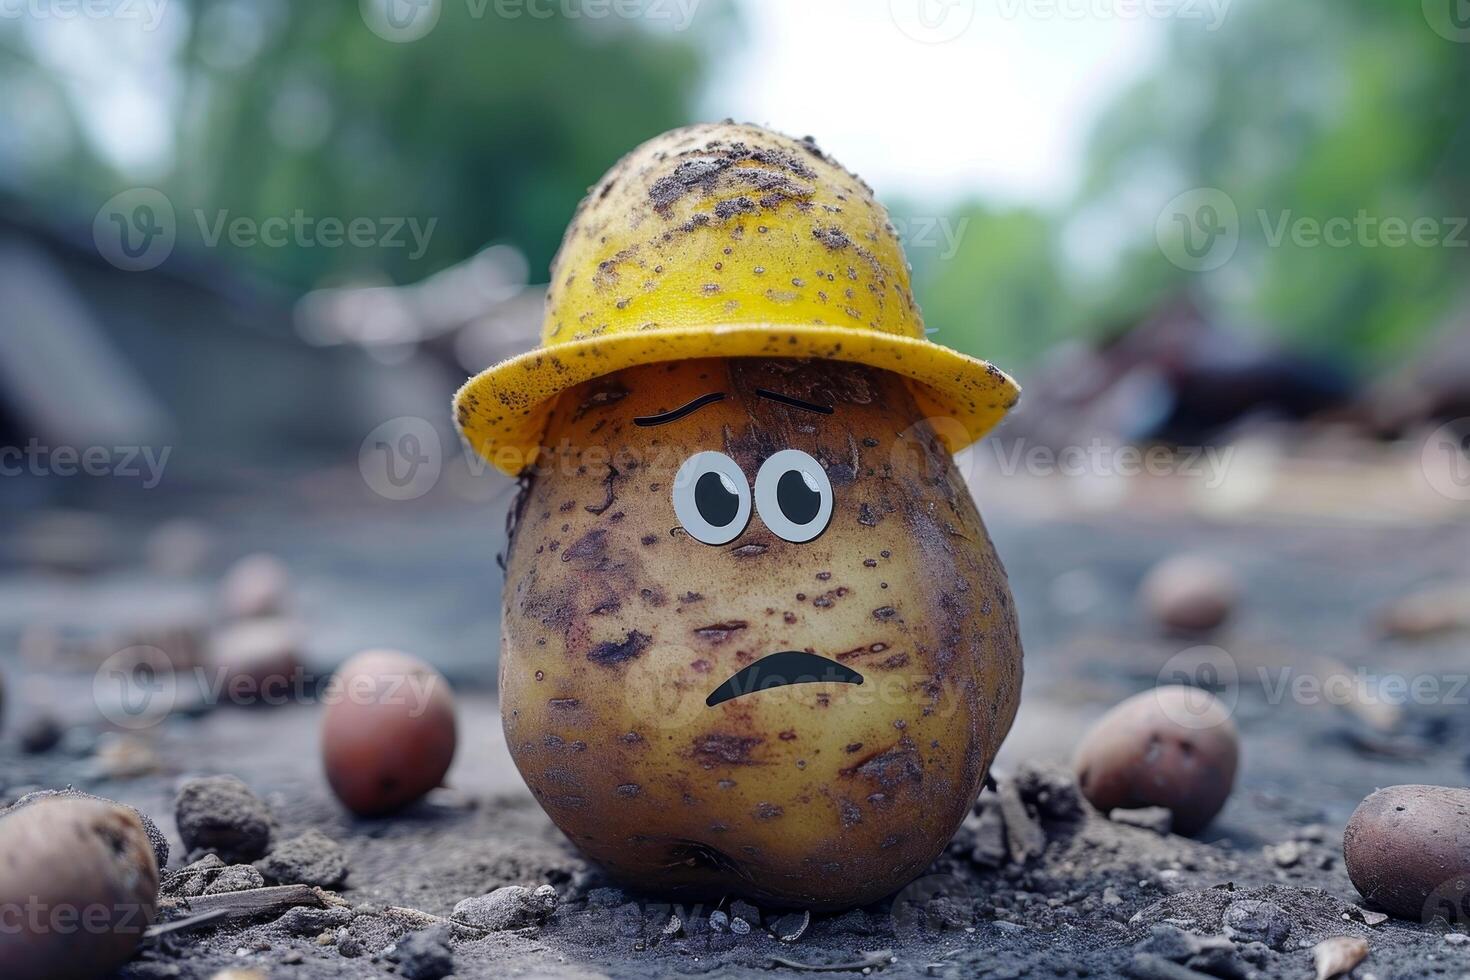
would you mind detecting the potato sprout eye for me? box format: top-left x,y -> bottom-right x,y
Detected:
672,451 -> 751,545
755,449 -> 833,543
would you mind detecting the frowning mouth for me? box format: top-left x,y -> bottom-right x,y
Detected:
705,651 -> 864,708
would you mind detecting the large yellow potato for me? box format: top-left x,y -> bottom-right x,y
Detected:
500,356 -> 1022,908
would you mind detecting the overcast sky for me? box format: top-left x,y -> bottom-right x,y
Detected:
13,0 -> 1170,213
705,0 -> 1169,206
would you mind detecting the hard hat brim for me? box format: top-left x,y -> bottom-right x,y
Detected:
453,323 -> 1021,476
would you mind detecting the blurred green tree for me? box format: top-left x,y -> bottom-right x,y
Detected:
1074,0 -> 1470,368
912,0 -> 1470,373
2,0 -> 730,288
899,203 -> 1079,366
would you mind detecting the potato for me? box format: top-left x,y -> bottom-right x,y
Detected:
499,357 -> 1023,908
5,787 -> 170,870
206,617 -> 303,704
1073,685 -> 1238,836
1343,784 -> 1470,921
218,553 -> 289,620
1139,554 -> 1238,634
0,796 -> 159,980
321,649 -> 458,816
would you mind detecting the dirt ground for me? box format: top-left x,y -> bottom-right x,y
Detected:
2,469 -> 1468,979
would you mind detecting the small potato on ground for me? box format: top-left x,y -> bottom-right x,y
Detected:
1139,554 -> 1239,634
1343,784 -> 1470,921
321,649 -> 457,816
1073,685 -> 1238,836
0,796 -> 159,980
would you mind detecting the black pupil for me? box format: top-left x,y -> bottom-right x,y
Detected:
777,469 -> 821,525
694,471 -> 739,527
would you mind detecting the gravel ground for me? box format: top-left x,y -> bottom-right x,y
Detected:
2,476 -> 1468,979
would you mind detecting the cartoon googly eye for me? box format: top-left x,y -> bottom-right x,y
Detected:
754,449 -> 833,543
672,451 -> 751,545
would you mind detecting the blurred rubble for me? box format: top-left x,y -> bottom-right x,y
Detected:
294,244 -> 541,378
1006,295 -> 1353,452
1365,301 -> 1470,435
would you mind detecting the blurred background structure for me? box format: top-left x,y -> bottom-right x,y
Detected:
1,0 -> 1468,679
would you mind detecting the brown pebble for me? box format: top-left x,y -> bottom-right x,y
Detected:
1313,936 -> 1369,980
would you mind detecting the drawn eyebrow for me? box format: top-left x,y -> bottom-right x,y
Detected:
633,392 -> 726,426
755,389 -> 834,415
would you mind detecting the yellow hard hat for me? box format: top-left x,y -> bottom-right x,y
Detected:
454,122 -> 1019,475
